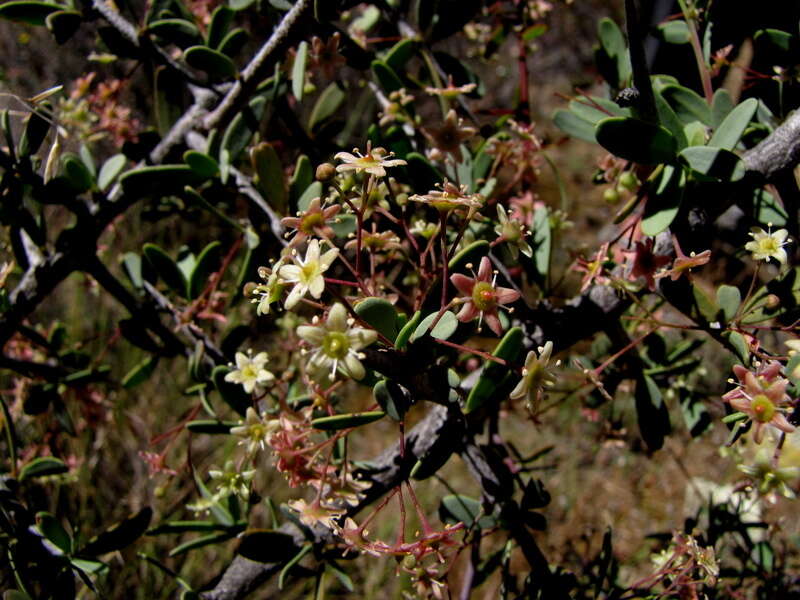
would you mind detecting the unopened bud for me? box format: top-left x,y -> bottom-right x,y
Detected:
765,294 -> 780,309
316,163 -> 336,181
243,281 -> 258,297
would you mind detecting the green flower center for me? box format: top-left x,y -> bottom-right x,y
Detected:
502,222 -> 522,242
300,261 -> 320,283
759,238 -> 779,253
242,365 -> 258,380
472,281 -> 496,312
751,394 -> 776,423
323,331 -> 350,359
300,212 -> 325,234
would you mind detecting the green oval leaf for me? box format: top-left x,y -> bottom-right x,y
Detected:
448,240 -> 489,272
595,117 -> 677,165
292,40 -> 308,101
35,512 -> 72,554
188,241 -> 222,299
120,165 -> 203,196
679,145 -> 745,181
656,20 -> 690,44
439,494 -> 495,529
206,5 -> 234,49
97,154 -> 127,191
373,379 -> 412,421
354,297 -> 399,342
221,95 -> 268,162
147,520 -> 239,535
308,82 -> 345,131
717,284 -> 741,323
217,27 -> 248,57
411,311 -> 458,343
147,18 -> 201,47
311,411 -> 385,430
371,59 -> 404,93
183,150 -> 219,179
184,45 -> 238,79
143,243 -> 187,295
660,84 -> 711,126
20,456 -> 68,481
385,38 -> 418,71
394,310 -> 422,350
553,109 -> 596,143
709,97 -> 757,150
465,327 -> 524,414
250,142 -> 287,213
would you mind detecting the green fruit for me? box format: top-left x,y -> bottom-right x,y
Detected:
619,171 -> 639,191
603,188 -> 621,204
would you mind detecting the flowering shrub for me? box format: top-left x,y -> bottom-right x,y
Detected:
1,0 -> 800,598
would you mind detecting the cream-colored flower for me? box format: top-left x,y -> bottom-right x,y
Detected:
278,239 -> 339,309
208,460 -> 255,500
409,180 -> 482,213
334,141 -> 407,177
509,341 -> 557,412
224,350 -> 274,394
745,224 -> 790,265
251,264 -> 285,316
230,407 -> 280,454
495,204 -> 532,259
297,303 -> 378,380
287,498 -> 343,530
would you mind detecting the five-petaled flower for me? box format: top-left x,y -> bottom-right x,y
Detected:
224,350 -> 275,394
626,237 -> 671,291
745,224 -> 790,265
281,197 -> 341,246
509,341 -> 557,413
208,460 -> 256,500
278,239 -> 339,309
334,142 -> 407,177
252,264 -> 285,316
495,204 -> 532,259
230,407 -> 280,454
297,303 -> 378,380
421,109 -> 477,163
450,256 -> 520,336
722,360 -> 796,444
410,180 -> 482,214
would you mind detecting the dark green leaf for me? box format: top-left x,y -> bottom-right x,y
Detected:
465,327 -> 523,414
120,165 -> 204,196
186,420 -> 238,434
217,27 -> 248,57
595,117 -> 677,164
394,310 -> 422,350
169,531 -> 237,557
642,164 -> 684,235
236,529 -> 296,562
250,142 -> 287,213
221,95 -> 269,162
0,1 -> 60,25
634,374 -> 671,451
122,356 -> 159,389
656,20 -> 690,44
711,89 -> 734,129
373,379 -> 413,421
78,507 -> 152,557
385,38 -> 418,71
411,311 -> 457,342
311,411 -> 385,430
35,512 -> 72,554
212,365 -> 251,417
147,520 -> 242,535
660,84 -> 711,126
188,240 -> 222,299
354,297 -> 398,342
184,45 -> 238,79
20,456 -> 68,481
45,10 -> 81,44
18,110 -> 50,157
183,150 -> 219,179
147,18 -> 201,47
143,243 -> 187,295
206,5 -> 234,49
